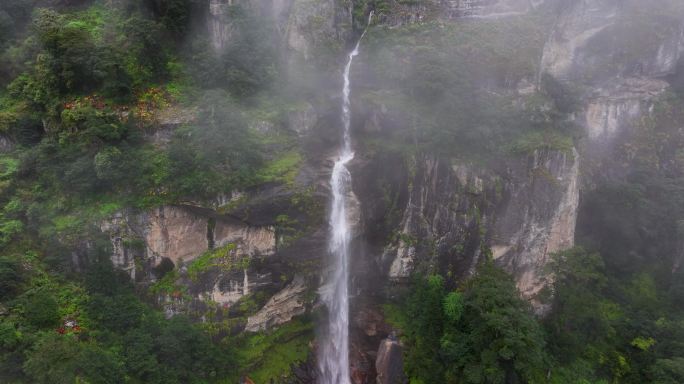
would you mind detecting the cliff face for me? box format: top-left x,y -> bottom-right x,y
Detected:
350,0 -> 684,310
540,0 -> 684,161
285,0 -> 352,62
96,0 -> 682,329
353,141 -> 579,312
87,0 -> 684,381
444,0 -> 546,19
493,148 -> 579,307
540,0 -> 684,184
541,0 -> 684,82
100,205 -> 276,299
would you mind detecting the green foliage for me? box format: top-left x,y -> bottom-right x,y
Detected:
404,274 -> 446,383
233,318 -> 314,382
186,243 -> 244,281
0,156 -> 18,179
441,264 -> 547,383
275,214 -> 303,248
150,269 -> 184,296
650,358 -> 684,384
543,242 -> 684,384
402,266 -> 547,384
256,150 -> 303,185
509,130 -> 574,155
381,303 -> 406,330
186,5 -> 277,97
166,91 -> 264,199
545,248 -> 615,363
0,256 -> 24,300
23,290 -> 60,329
24,333 -> 126,384
360,15 -> 575,163
143,0 -> 193,39
578,93 -> 684,276
442,291 -> 464,323
0,250 -> 236,383
631,337 -> 656,351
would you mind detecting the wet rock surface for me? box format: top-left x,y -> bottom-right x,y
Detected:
375,338 -> 406,384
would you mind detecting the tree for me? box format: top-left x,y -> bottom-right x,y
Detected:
0,256 -> 24,300
143,0 -> 193,39
166,92 -> 263,199
403,275 -> 447,383
85,262 -> 144,333
441,263 -> 548,384
544,248 -> 617,363
23,334 -> 125,384
650,358 -> 684,384
23,290 -> 59,329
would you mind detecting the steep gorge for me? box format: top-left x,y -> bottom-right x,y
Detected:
2,0 -> 683,383
97,0 -> 684,380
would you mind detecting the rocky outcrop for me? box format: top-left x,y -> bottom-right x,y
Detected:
584,78 -> 668,143
375,0 -> 546,26
540,0 -> 619,81
99,211 -> 141,279
348,301 -> 396,384
378,147 -> 579,308
208,0 -> 235,52
375,338 -> 406,384
288,102 -> 319,136
541,0 -> 684,82
443,0 -> 546,19
245,275 -> 308,331
383,157 -> 490,282
0,134 -> 14,153
145,106 -> 198,147
375,3 -> 436,27
204,269 -> 273,306
101,205 -> 277,275
285,0 -> 351,62
143,206 -> 210,265
494,148 -> 579,309
214,218 -> 277,257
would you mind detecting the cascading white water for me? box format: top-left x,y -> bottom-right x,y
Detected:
318,12 -> 373,384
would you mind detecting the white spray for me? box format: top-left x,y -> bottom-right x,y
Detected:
317,11 -> 373,384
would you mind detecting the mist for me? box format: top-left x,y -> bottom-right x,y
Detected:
1,0 -> 684,383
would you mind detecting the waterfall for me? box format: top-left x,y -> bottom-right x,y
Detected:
243,269 -> 249,296
318,12 -> 373,384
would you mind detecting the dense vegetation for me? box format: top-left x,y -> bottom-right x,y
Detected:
1,0 -> 684,383
0,1 -> 305,382
357,14 -> 579,165
395,245 -> 684,383
389,90 -> 684,383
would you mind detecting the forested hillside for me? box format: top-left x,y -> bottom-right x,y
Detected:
0,1 -> 683,383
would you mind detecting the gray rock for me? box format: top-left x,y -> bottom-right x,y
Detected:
375,339 -> 406,384
286,0 -> 351,62
288,102 -> 318,136
245,275 -> 308,332
494,148 -> 580,311
0,135 -> 14,153
445,0 -> 546,19
101,205 -> 276,272
541,0 -> 684,82
584,77 -> 668,143
208,0 -> 236,52
376,148 -> 579,311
